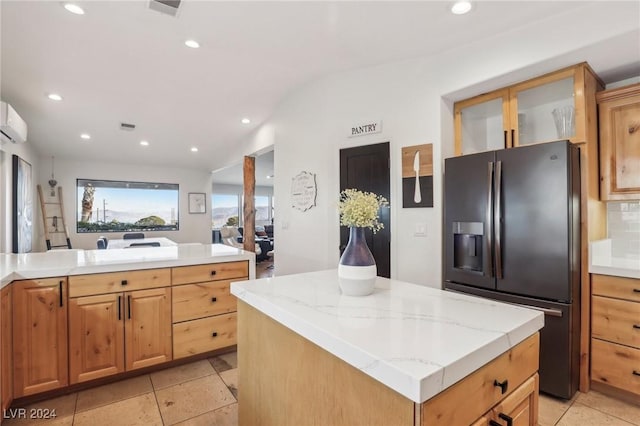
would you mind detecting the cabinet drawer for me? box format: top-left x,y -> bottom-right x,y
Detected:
69,268 -> 171,297
592,274 -> 640,302
172,262 -> 248,285
172,280 -> 237,323
173,313 -> 237,359
591,339 -> 640,396
592,296 -> 640,348
421,333 -> 539,426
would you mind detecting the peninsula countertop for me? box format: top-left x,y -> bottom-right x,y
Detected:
230,269 -> 543,403
0,243 -> 256,287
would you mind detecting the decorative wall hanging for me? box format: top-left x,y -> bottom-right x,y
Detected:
291,171 -> 317,211
188,192 -> 207,214
402,143 -> 433,208
12,154 -> 33,253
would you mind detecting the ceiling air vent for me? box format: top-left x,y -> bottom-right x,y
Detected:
120,122 -> 136,131
148,0 -> 181,17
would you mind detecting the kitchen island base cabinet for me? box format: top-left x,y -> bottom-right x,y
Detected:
237,301 -> 540,426
13,278 -> 68,398
1,286 -> 12,411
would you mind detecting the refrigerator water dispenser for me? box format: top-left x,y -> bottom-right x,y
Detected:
452,222 -> 483,272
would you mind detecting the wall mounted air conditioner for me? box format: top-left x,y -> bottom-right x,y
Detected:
0,101 -> 28,143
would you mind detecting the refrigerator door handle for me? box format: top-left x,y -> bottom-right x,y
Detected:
507,301 -> 563,317
486,161 -> 494,278
494,160 -> 503,279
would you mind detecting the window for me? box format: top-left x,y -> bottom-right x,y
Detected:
77,179 -> 179,233
255,196 -> 269,223
212,194 -> 240,228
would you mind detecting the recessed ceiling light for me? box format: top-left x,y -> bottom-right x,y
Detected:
63,3 -> 85,15
191,147 -> 198,152
241,118 -> 251,124
140,140 -> 149,146
185,40 -> 200,49
80,133 -> 91,140
48,93 -> 63,101
451,1 -> 472,15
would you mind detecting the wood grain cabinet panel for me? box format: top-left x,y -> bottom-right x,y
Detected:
1,286 -> 12,411
172,261 -> 248,285
172,280 -> 236,323
489,375 -> 538,426
12,278 -> 68,397
68,268 -> 170,297
125,288 -> 172,371
173,313 -> 237,359
592,295 -> 640,348
598,83 -> 640,200
69,294 -> 124,384
592,273 -> 640,302
591,339 -> 640,395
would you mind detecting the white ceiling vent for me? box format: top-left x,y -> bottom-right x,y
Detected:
120,122 -> 136,131
148,0 -> 181,17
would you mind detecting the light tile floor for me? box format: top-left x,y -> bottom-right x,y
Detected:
4,351 -> 639,425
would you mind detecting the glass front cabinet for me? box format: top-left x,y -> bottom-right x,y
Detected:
454,63 -> 601,156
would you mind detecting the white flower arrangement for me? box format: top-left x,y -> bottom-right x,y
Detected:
338,189 -> 388,233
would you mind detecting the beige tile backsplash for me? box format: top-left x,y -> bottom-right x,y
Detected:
606,201 -> 640,258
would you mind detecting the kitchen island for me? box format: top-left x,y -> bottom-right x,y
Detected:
231,270 -> 544,426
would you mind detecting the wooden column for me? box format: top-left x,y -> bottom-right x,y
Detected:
243,156 -> 256,253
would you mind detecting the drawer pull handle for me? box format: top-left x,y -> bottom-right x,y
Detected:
634,289 -> 640,293
633,370 -> 640,377
634,325 -> 640,330
121,279 -> 128,286
118,296 -> 122,320
212,332 -> 218,337
59,280 -> 64,307
499,413 -> 513,426
493,379 -> 508,394
489,421 -> 501,426
211,297 -> 217,303
211,270 -> 217,276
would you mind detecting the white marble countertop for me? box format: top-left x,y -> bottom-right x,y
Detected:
230,270 -> 543,404
589,239 -> 640,279
0,244 -> 255,288
105,237 -> 178,249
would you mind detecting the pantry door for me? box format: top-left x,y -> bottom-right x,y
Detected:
339,142 -> 391,278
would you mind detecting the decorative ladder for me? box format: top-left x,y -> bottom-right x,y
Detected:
37,184 -> 72,250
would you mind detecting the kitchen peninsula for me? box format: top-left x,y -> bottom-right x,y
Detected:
231,270 -> 544,426
0,244 -> 255,410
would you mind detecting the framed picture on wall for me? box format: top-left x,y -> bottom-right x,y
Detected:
12,154 -> 33,253
188,192 -> 206,214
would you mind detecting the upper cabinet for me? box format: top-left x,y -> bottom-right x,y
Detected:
454,63 -> 602,156
597,83 -> 640,200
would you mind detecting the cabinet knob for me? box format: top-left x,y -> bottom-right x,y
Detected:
212,332 -> 218,337
121,280 -> 128,286
211,297 -> 217,303
493,379 -> 508,394
211,270 -> 217,276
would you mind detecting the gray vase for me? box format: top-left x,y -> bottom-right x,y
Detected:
338,227 -> 377,296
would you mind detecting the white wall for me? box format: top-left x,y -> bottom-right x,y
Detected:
212,183 -> 273,197
35,156 -> 213,250
0,140 -> 41,253
236,2 -> 639,287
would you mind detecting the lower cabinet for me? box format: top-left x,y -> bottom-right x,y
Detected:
69,287 -> 172,384
477,375 -> 539,426
1,286 -> 13,410
12,278 -> 68,398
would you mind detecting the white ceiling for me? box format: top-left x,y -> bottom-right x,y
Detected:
0,1 -> 636,174
212,149 -> 274,187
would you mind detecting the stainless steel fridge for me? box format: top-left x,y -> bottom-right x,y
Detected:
443,140 -> 580,400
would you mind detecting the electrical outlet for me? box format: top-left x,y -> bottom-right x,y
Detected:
414,223 -> 426,237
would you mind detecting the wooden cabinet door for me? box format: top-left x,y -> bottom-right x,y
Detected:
1,286 -> 12,410
125,288 -> 172,371
490,374 -> 538,426
69,294 -> 125,384
598,84 -> 640,200
13,278 -> 68,397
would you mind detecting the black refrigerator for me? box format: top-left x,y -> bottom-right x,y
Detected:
443,140 -> 580,400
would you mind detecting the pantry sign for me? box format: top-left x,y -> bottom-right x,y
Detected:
349,120 -> 382,137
